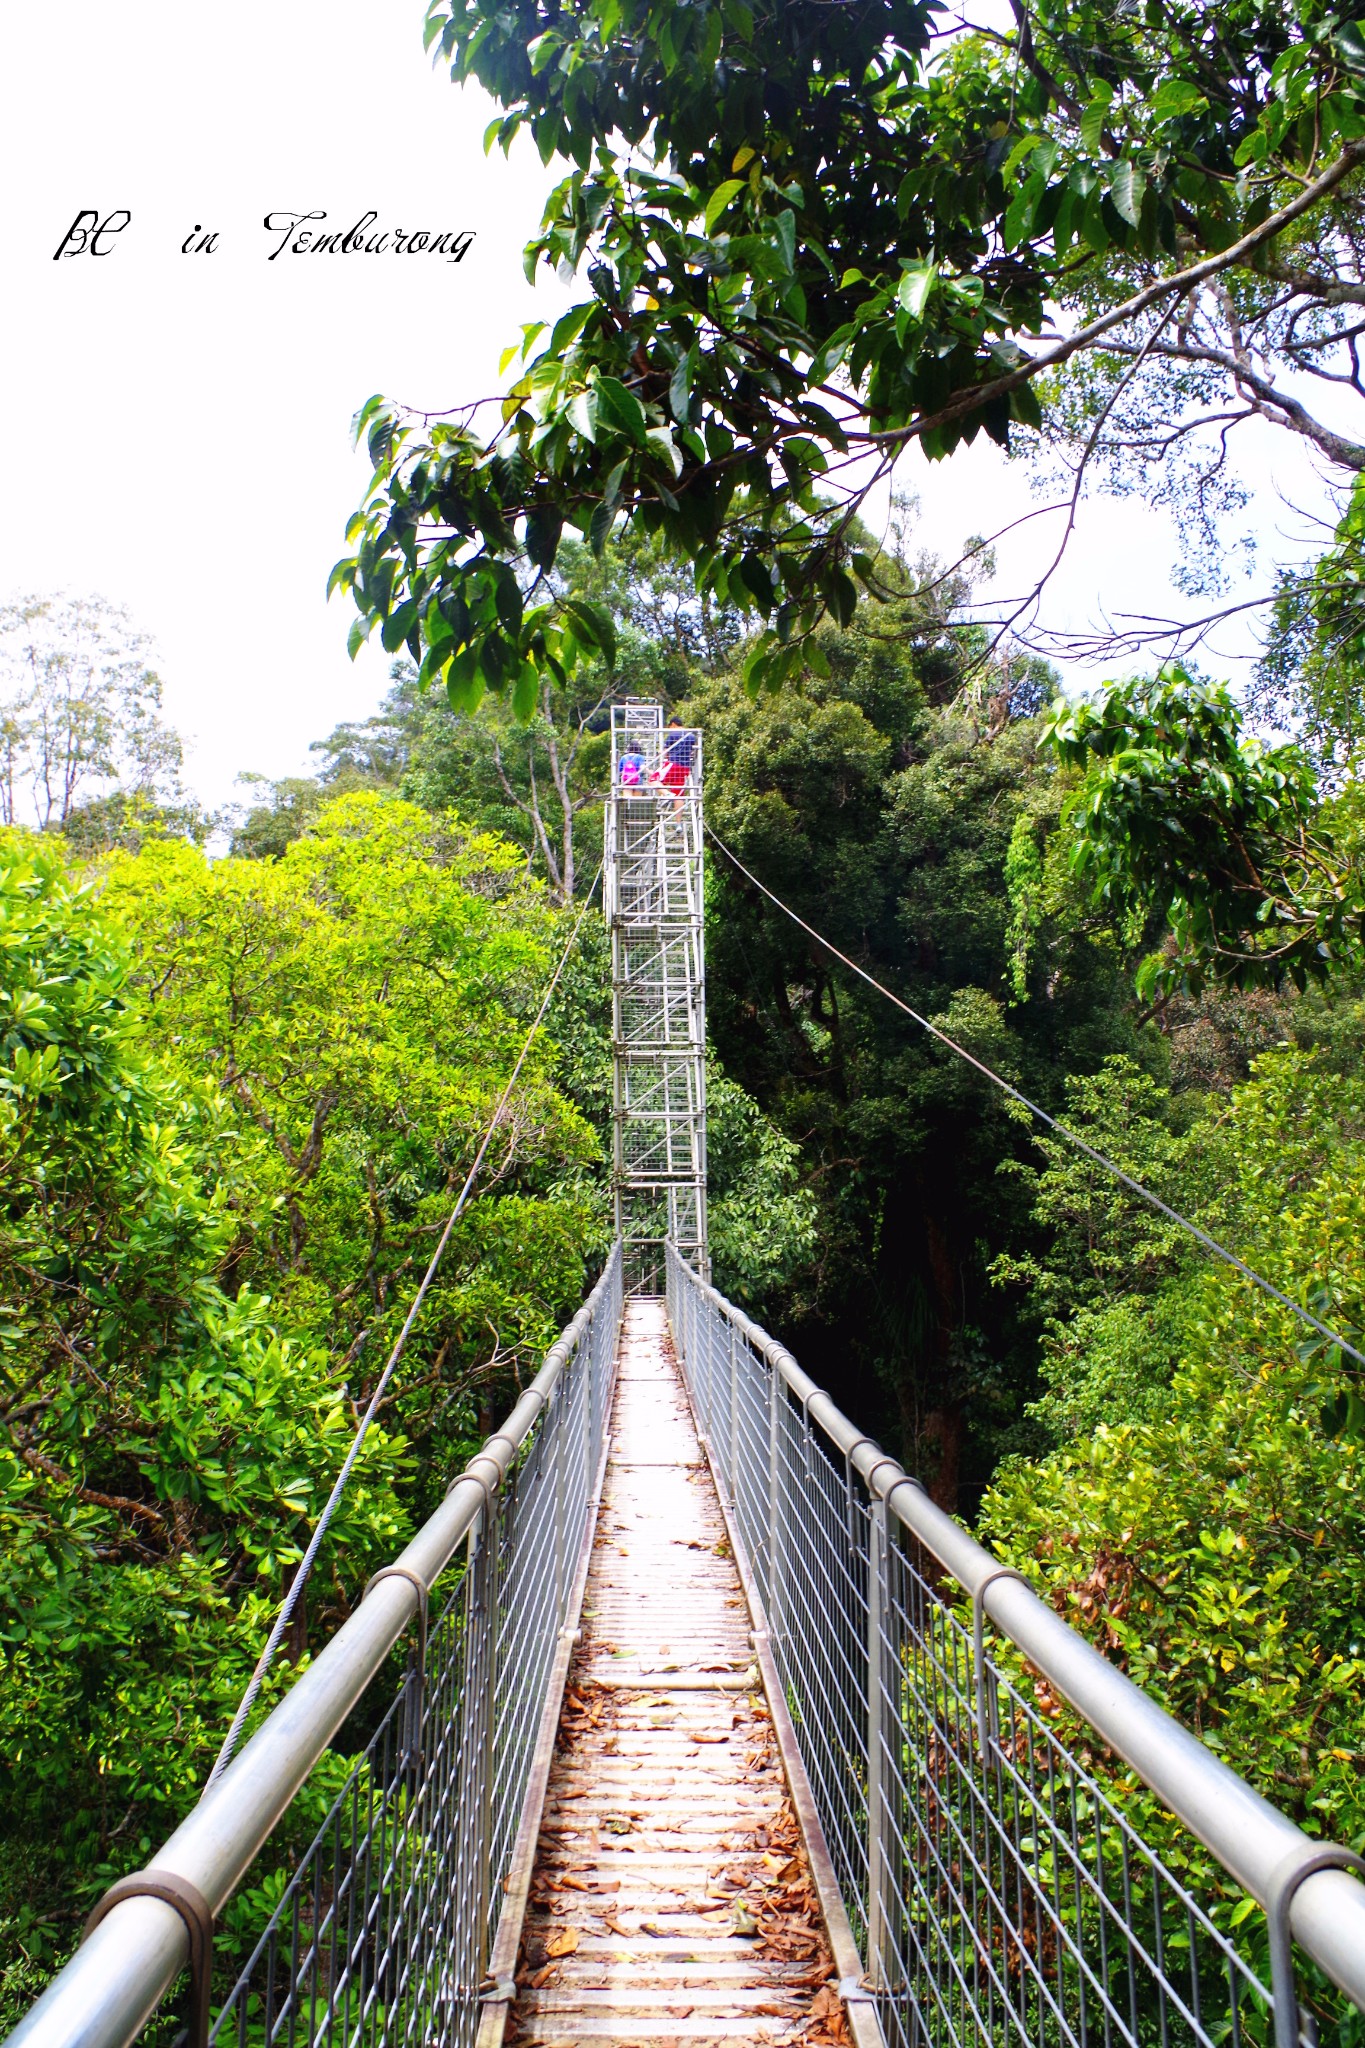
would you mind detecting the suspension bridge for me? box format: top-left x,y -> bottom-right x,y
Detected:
8,703 -> 1365,2048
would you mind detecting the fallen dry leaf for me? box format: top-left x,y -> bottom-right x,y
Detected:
545,1928 -> 580,1959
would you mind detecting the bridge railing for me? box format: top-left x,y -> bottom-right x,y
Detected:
6,1244 -> 623,2048
666,1246 -> 1365,2048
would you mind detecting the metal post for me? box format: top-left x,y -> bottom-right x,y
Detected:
767,1359 -> 784,1649
553,1379 -> 567,1622
728,1323 -> 740,1513
467,1501 -> 500,1986
865,1496 -> 887,1989
588,1300 -> 601,1493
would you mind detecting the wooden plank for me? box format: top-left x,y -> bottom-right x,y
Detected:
503,1300 -> 857,2048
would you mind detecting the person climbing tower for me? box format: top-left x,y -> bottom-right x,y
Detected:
654,715 -> 696,815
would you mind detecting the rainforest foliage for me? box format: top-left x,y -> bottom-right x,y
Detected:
9,504 -> 1365,2033
221,521 -> 1365,1919
337,0 -> 1365,711
9,579 -> 1365,2024
9,0 -> 1365,2029
0,757 -> 814,2013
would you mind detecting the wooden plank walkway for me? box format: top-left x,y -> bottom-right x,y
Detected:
507,1300 -> 849,2048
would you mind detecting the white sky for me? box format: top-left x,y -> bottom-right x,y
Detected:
0,3 -> 1341,811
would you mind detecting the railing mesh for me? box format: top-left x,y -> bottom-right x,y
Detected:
666,1247 -> 1278,2048
206,1243 -> 622,2048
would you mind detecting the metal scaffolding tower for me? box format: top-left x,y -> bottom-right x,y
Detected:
604,700 -> 708,1293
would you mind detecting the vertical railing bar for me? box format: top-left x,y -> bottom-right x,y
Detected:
1120,1833 -> 1138,2048
866,1492 -> 887,1991
263,1925 -> 279,2048
284,1889 -> 302,2048
1153,1869 -> 1171,2048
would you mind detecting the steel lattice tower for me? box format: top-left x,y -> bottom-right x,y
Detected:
604,701 -> 709,1293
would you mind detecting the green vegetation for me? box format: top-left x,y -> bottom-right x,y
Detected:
0,580 -> 821,2014
336,0 -> 1365,707
11,0 -> 1365,1998
0,810 -> 591,2009
979,1046 -> 1365,2022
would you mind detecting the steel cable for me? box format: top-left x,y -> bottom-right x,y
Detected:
202,863 -> 605,1792
706,822 -> 1365,1373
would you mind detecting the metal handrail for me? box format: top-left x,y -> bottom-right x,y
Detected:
6,1246 -> 624,2048
666,1246 -> 1365,2044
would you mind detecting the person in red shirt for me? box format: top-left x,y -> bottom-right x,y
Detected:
654,717 -> 696,815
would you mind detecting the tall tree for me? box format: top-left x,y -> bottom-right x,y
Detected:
695,575 -> 1144,1508
0,596 -> 195,841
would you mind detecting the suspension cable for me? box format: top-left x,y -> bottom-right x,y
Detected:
202,863 -> 605,1793
706,822 -> 1365,1373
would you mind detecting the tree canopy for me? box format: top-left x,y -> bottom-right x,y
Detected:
331,0 -> 1365,709
1046,672 -> 1365,997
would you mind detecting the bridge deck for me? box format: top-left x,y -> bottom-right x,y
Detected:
507,1299 -> 846,2046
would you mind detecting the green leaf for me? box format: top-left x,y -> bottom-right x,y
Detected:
1151,79 -> 1208,122
1004,173 -> 1043,250
602,457 -> 629,510
380,600 -> 419,654
1335,20 -> 1365,72
669,346 -> 698,422
1010,378 -> 1044,432
530,30 -> 562,75
594,376 -> 648,445
564,598 -> 618,667
743,629 -> 778,695
739,554 -> 775,613
645,426 -> 683,478
1110,160 -> 1146,229
568,388 -> 599,442
548,301 -> 594,355
773,209 -> 797,274
494,564 -> 524,636
512,660 -> 540,721
525,506 -> 564,571
704,179 -> 747,233
824,567 -> 858,627
896,261 -> 937,321
1080,81 -> 1114,156
444,646 -> 484,713
589,500 -> 616,556
1000,133 -> 1042,179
